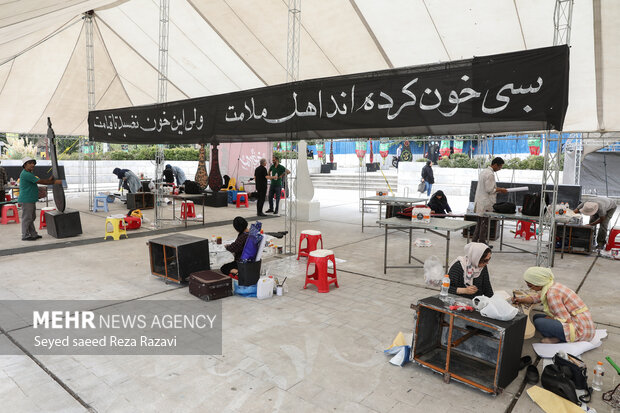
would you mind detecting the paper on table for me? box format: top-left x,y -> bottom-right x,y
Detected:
532,329 -> 607,358
506,186 -> 529,193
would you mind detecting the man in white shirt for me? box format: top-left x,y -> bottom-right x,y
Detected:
574,196 -> 617,249
472,157 -> 508,243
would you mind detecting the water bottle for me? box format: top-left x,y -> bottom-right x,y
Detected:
592,361 -> 604,391
440,274 -> 450,299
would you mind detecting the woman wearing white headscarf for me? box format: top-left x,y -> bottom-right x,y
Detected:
447,242 -> 494,300
514,267 -> 594,343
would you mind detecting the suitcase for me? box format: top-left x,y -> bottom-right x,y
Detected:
188,270 -> 233,301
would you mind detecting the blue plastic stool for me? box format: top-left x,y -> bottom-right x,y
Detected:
93,195 -> 109,212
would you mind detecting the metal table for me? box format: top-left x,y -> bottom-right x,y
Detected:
377,217 -> 476,274
360,195 -> 426,232
170,194 -> 206,228
480,211 -> 540,254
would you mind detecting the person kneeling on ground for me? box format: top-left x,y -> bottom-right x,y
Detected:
448,242 -> 494,300
220,217 -> 249,277
513,267 -> 594,344
427,190 -> 452,216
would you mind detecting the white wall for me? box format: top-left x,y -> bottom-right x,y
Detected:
1,160 -> 207,190
397,162 -> 564,197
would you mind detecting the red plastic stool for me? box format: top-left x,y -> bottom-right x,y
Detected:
39,207 -> 56,229
605,227 -> 620,251
304,249 -> 338,293
4,194 -> 10,202
181,201 -> 196,219
515,220 -> 537,241
297,230 -> 323,260
1,204 -> 19,224
236,192 -> 249,208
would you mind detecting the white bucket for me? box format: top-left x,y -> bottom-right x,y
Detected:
256,277 -> 274,299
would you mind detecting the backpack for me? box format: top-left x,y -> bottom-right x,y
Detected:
522,192 -> 549,216
183,180 -> 202,194
493,202 -> 516,214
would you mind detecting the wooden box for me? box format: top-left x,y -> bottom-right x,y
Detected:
413,296 -> 526,394
148,234 -> 210,283
127,192 -> 154,210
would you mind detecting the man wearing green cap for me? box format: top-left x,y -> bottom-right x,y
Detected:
18,157 -> 62,241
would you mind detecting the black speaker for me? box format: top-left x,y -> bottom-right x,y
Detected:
203,191 -> 228,208
45,209 -> 82,238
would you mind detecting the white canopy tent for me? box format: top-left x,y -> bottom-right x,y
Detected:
0,0 -> 618,137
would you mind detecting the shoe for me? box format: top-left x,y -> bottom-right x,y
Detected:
488,245 -> 494,249
34,235 -> 42,239
519,355 -> 532,370
265,209 -> 274,213
273,211 -> 278,215
22,236 -> 37,241
258,213 -> 267,216
526,365 -> 539,384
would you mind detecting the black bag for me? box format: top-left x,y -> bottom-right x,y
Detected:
522,192 -> 550,216
541,364 -> 581,406
553,353 -> 591,403
183,180 -> 201,194
493,202 -> 516,214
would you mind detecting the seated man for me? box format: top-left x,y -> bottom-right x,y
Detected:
447,243 -> 494,300
220,217 -> 249,277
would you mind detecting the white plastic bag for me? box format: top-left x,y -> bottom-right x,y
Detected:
472,295 -> 518,321
424,256 -> 444,288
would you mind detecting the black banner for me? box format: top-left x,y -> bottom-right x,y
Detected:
88,45 -> 569,144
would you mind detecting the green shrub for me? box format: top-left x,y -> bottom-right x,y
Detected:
164,147 -> 199,161
504,157 -> 522,169
273,150 -> 298,160
416,157 -> 428,162
437,158 -> 451,168
109,151 -> 135,160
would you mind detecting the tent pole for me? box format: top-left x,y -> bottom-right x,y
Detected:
154,0 -> 170,228
85,11 -> 96,211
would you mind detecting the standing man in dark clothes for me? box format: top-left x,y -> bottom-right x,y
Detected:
0,160 -> 8,201
421,160 -> 435,196
220,217 -> 249,276
18,157 -> 62,241
265,155 -> 289,215
254,158 -> 268,216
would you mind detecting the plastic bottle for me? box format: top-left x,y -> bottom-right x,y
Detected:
440,274 -> 450,299
592,361 -> 604,391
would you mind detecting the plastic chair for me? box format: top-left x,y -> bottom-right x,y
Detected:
1,204 -> 19,224
297,230 -> 323,260
181,201 -> 196,219
304,249 -> 338,293
606,227 -> 620,251
93,195 -> 109,213
515,220 -> 537,241
39,207 -> 56,229
104,216 -> 128,240
224,177 -> 236,191
236,192 -> 249,208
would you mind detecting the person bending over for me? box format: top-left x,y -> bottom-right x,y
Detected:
513,267 -> 594,344
112,168 -> 141,193
574,197 -> 617,250
448,242 -> 494,300
427,190 -> 452,216
220,217 -> 249,277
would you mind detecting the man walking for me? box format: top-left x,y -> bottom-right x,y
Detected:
254,158 -> 268,216
18,157 -> 62,241
472,157 -> 508,243
421,160 -> 435,196
265,155 -> 289,215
